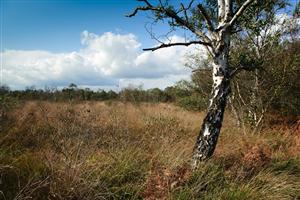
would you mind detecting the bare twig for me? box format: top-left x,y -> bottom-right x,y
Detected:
197,4 -> 215,32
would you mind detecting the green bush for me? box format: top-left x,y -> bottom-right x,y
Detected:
177,94 -> 208,111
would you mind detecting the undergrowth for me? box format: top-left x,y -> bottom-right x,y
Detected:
0,101 -> 299,199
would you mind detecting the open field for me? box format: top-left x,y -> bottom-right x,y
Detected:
0,101 -> 300,199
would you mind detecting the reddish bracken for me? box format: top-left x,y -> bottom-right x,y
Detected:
142,163 -> 191,200
142,164 -> 170,200
242,144 -> 271,170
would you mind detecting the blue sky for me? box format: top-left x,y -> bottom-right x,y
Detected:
0,0 -> 299,90
2,0 -> 171,52
2,0 -> 191,90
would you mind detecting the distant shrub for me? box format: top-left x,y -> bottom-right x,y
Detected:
177,94 -> 207,111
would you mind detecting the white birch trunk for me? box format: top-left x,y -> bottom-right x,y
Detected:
192,26 -> 231,168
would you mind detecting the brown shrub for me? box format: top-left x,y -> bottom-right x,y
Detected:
242,144 -> 271,170
142,162 -> 191,200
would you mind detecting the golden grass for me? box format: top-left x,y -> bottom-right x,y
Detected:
0,101 -> 299,199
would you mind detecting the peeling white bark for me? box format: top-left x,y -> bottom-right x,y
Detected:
210,56 -> 226,106
203,125 -> 210,136
218,0 -> 225,21
192,24 -> 231,168
192,57 -> 230,168
225,0 -> 232,22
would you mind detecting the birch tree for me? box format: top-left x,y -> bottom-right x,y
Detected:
128,0 -> 261,168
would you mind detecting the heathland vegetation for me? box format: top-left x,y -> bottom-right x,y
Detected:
1,1 -> 300,199
0,101 -> 299,199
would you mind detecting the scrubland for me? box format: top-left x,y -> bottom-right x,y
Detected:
0,101 -> 299,199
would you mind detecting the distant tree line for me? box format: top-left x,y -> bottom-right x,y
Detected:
0,82 -> 201,106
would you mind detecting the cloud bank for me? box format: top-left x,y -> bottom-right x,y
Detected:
1,31 -> 204,90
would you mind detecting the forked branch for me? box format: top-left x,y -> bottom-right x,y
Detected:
216,0 -> 255,31
127,0 -> 212,44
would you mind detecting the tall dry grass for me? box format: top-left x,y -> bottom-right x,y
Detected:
0,101 -> 299,199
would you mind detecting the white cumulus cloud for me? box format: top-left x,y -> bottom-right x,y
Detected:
2,31 -> 205,90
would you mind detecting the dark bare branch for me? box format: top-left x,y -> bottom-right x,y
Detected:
197,4 -> 215,32
186,0 -> 195,10
231,28 -> 243,34
180,0 -> 195,13
229,67 -> 245,77
138,0 -> 152,7
160,7 -> 212,43
143,41 -> 211,51
126,6 -> 160,17
181,3 -> 189,22
230,64 -> 261,78
144,21 -> 176,44
127,0 -> 212,43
